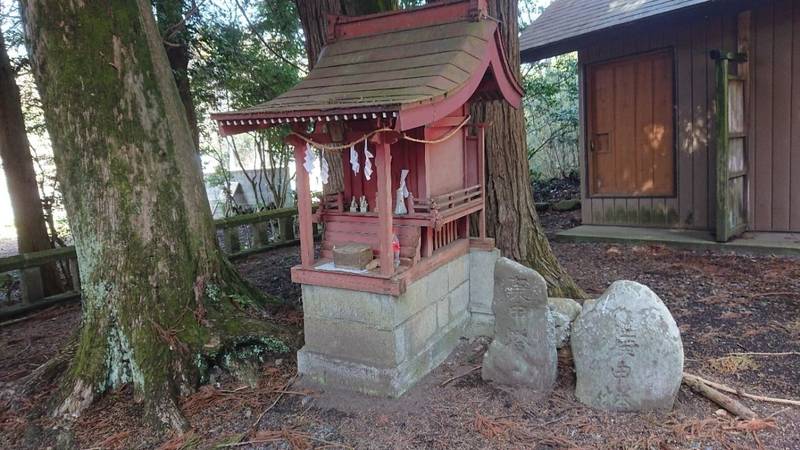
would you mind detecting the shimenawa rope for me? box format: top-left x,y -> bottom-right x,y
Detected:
287,115 -> 472,152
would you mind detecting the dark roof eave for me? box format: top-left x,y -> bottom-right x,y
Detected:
520,34 -> 593,62
212,106 -> 402,137
210,104 -> 401,122
519,0 -> 754,63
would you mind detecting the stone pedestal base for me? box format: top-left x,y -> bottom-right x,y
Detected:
298,249 -> 497,397
298,313 -> 466,397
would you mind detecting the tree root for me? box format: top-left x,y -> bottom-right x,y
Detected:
19,335 -> 77,398
683,373 -> 756,419
684,372 -> 800,408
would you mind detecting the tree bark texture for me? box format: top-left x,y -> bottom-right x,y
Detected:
154,0 -> 200,150
0,31 -> 62,295
471,0 -> 584,298
21,0 -> 289,430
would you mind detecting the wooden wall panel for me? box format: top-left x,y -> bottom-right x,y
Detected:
578,11 -> 737,229
792,3 -> 800,230
651,22 -> 677,226
587,50 -> 675,198
691,21 -> 709,230
635,58 -> 655,195
675,28 -> 695,228
574,1 -> 800,232
771,0 -> 793,231
426,129 -> 464,196
614,62 -> 637,193
652,54 -> 675,197
706,17 -> 724,231
748,0 -> 800,232
752,2 -> 774,231
578,53 -> 592,225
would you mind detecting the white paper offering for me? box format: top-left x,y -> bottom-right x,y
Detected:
320,150 -> 329,185
350,144 -> 360,174
363,140 -> 374,181
303,143 -> 316,173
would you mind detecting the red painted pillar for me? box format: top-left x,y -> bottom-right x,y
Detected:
376,140 -> 394,276
291,139 -> 315,268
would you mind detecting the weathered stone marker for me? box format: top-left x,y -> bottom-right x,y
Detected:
571,280 -> 684,412
548,297 -> 582,348
482,258 -> 556,393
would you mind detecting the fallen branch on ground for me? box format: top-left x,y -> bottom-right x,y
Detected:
683,373 -> 756,419
685,372 -> 800,407
727,351 -> 800,357
220,428 -> 353,449
0,304 -> 64,327
240,373 -> 298,442
748,291 -> 796,299
440,365 -> 481,387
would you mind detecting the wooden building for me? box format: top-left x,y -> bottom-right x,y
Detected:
521,0 -> 800,241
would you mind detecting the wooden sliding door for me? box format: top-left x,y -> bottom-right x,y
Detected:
587,50 -> 675,197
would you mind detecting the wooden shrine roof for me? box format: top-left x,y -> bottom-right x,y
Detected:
212,0 -> 523,135
520,0 -> 714,61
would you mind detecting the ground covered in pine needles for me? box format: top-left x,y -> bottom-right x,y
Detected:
2,209 -> 799,449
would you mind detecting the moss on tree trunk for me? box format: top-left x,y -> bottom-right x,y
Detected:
21,0 -> 291,430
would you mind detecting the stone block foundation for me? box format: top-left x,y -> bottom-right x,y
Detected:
298,248 -> 499,397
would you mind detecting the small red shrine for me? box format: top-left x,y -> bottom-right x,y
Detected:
213,0 -> 522,398
212,0 -> 521,296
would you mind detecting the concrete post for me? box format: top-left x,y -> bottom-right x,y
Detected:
278,216 -> 294,242
68,258 -> 81,292
252,222 -> 270,248
21,267 -> 44,303
223,227 -> 241,254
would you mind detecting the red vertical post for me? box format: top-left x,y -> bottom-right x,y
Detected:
291,139 -> 314,268
424,227 -> 434,257
477,124 -> 487,238
376,140 -> 394,276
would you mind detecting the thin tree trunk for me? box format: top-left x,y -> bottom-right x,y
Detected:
0,31 -> 62,295
471,0 -> 585,298
21,0 -> 290,431
154,0 -> 200,150
294,0 -> 346,195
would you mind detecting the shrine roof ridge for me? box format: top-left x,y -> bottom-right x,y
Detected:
211,0 -> 522,136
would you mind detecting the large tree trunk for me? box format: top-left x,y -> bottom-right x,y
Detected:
21,0 -> 290,431
0,31 -> 62,296
471,0 -> 585,298
294,0 -> 398,195
154,0 -> 200,150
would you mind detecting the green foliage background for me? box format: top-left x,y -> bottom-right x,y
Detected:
0,0 -> 579,226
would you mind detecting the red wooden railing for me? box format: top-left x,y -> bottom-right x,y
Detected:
433,220 -> 461,252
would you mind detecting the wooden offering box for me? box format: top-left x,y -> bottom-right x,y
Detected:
211,0 -> 522,297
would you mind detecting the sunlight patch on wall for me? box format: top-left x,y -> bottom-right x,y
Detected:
609,0 -> 648,14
